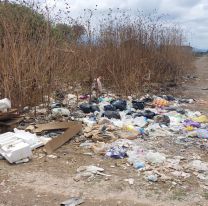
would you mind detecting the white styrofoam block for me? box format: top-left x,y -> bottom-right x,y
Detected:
0,132 -> 18,147
14,128 -> 39,147
0,140 -> 32,163
0,130 -> 49,163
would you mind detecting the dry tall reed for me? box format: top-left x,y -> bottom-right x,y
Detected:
0,1 -> 194,109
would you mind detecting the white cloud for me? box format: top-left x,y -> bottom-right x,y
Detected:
44,0 -> 208,49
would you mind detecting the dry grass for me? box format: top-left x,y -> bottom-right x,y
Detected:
0,1 -> 194,109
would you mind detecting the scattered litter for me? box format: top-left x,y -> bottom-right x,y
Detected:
91,142 -> 108,154
171,171 -> 191,179
124,178 -> 134,185
52,108 -> 70,117
145,151 -> 166,164
60,197 -> 84,206
106,145 -> 127,159
74,165 -> 110,181
147,174 -> 158,182
189,160 -> 208,172
47,154 -> 57,159
1,91 -> 208,194
196,129 -> 208,139
133,161 -> 145,169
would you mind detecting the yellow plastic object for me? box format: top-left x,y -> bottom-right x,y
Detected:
185,126 -> 194,131
192,115 -> 208,123
153,98 -> 169,107
124,124 -> 135,132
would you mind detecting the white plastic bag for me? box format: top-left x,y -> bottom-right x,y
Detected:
0,98 -> 11,112
145,151 -> 166,164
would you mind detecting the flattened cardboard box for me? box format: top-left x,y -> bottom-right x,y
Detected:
34,122 -> 78,134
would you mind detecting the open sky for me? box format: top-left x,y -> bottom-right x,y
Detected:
43,0 -> 208,49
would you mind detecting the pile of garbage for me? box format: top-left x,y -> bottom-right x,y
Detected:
0,93 -> 208,187
75,94 -> 208,185
78,94 -> 208,140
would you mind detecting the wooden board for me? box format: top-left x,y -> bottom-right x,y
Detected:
0,109 -> 18,121
44,122 -> 82,154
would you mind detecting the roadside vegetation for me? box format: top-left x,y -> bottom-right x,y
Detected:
0,0 -> 194,109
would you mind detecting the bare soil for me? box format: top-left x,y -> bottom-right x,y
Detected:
0,56 -> 208,206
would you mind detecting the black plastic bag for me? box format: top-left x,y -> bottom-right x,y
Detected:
104,105 -> 116,111
132,101 -> 145,110
91,105 -> 100,113
79,103 -> 92,113
154,115 -> 170,126
111,100 -> 127,111
134,112 -> 143,118
142,110 -> 156,119
102,111 -> 121,119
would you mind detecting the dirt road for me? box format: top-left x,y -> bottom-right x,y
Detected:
0,56 -> 208,206
182,55 -> 208,112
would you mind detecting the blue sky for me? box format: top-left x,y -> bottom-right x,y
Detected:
43,0 -> 208,49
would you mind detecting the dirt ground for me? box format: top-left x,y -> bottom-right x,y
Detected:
0,56 -> 208,206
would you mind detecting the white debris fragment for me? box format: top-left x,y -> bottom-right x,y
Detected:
0,129 -> 48,164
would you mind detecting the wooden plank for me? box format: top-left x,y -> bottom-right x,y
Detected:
0,109 -> 18,121
44,122 -> 82,154
0,117 -> 24,126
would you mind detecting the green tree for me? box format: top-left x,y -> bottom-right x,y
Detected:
53,23 -> 85,43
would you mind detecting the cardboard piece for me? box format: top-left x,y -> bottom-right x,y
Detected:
44,122 -> 82,154
34,122 -> 78,134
